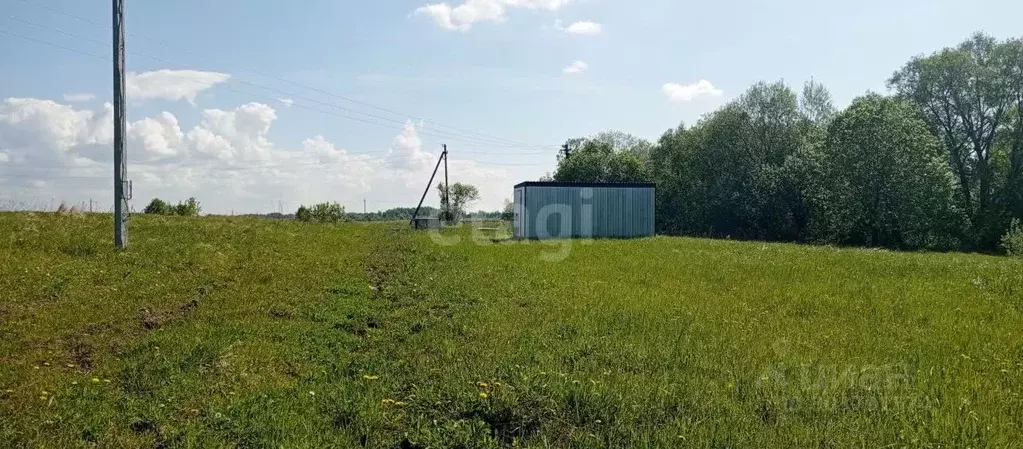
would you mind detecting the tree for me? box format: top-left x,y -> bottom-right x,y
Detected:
173,197 -> 201,216
311,202 -> 345,223
501,199 -> 515,221
648,81 -> 815,240
295,202 -> 345,223
648,123 -> 698,235
144,197 -> 199,216
809,94 -> 961,249
296,205 -> 312,222
889,33 -> 1013,247
143,198 -> 171,215
437,182 -> 480,223
800,78 -> 836,126
998,38 -> 1023,221
552,131 -> 652,183
738,81 -> 811,240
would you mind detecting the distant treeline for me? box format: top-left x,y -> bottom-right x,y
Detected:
347,206 -> 439,222
347,206 -> 506,222
194,205 -> 507,222
549,33 -> 1023,255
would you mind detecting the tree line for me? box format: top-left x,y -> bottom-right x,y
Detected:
550,33 -> 1023,254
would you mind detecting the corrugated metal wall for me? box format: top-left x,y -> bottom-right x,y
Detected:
514,185 -> 654,239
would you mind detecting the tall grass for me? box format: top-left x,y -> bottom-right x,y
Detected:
1,213 -> 1021,447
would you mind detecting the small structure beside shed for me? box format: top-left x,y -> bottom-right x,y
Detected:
513,181 -> 655,240
412,217 -> 441,230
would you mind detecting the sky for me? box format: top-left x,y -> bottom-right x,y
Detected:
2,0 -> 1023,214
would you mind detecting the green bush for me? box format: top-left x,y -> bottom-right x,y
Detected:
1001,219 -> 1023,257
296,202 -> 345,223
144,198 -> 201,216
144,198 -> 172,215
173,198 -> 202,216
296,205 -> 312,222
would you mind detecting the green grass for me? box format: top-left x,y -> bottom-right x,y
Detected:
1,212 -> 1022,448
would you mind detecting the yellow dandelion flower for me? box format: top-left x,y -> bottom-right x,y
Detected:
362,375 -> 379,380
91,378 -> 100,383
71,381 -> 78,385
309,391 -> 316,396
479,392 -> 488,399
476,382 -> 489,388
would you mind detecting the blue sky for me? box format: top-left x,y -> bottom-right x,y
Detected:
2,0 -> 1023,213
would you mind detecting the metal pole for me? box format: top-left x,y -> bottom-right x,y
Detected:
113,0 -> 128,248
443,145 -> 450,223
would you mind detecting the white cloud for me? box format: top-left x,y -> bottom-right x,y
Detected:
563,60 -> 588,75
127,70 -> 231,104
0,94 -> 512,214
415,0 -> 571,31
388,120 -> 435,171
0,98 -> 112,162
128,112 -> 185,158
278,98 -> 294,107
63,93 -> 96,103
662,80 -> 723,103
561,20 -> 602,35
187,102 -> 278,161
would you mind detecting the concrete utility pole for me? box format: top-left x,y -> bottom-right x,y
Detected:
112,0 -> 128,248
410,145 -> 447,226
443,144 -> 450,223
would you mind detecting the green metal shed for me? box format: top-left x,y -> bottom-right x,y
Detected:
513,181 -> 655,239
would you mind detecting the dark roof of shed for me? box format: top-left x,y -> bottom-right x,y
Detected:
514,181 -> 655,189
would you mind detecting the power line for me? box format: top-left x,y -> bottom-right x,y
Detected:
0,27 -> 107,59
7,15 -> 548,151
0,155 -> 553,181
0,160 -> 552,180
12,0 -> 557,149
2,146 -> 554,174
3,23 -> 558,160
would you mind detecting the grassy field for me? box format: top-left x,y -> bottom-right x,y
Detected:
1,213 -> 1022,448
